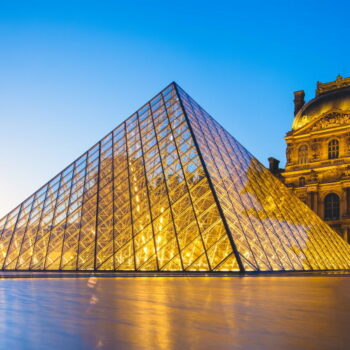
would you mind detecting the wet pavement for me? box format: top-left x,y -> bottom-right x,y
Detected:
0,276 -> 349,349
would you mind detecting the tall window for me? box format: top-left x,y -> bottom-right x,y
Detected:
328,139 -> 339,159
298,145 -> 308,164
299,177 -> 306,186
324,193 -> 340,220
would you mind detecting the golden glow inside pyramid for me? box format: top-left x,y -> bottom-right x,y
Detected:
0,82 -> 349,272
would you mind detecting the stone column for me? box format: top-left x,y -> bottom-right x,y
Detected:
307,192 -> 315,212
344,228 -> 349,243
343,187 -> 350,217
313,191 -> 318,215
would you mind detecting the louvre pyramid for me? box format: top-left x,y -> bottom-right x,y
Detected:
0,83 -> 349,272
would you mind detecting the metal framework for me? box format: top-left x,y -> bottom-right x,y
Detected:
0,82 -> 349,272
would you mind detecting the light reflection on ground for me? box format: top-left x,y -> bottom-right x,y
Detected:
0,277 -> 349,349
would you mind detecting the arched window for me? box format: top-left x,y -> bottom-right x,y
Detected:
324,193 -> 340,220
299,177 -> 306,186
298,145 -> 308,164
328,139 -> 339,159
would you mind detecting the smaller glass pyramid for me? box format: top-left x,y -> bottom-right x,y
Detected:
0,82 -> 349,272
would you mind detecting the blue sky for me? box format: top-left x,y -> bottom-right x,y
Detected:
0,0 -> 349,217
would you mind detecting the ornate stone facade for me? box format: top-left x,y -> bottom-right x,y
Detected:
281,76 -> 350,243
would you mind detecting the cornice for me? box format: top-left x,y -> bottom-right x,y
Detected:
285,125 -> 350,141
284,159 -> 350,174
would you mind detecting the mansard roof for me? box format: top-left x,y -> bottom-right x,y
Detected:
292,81 -> 350,131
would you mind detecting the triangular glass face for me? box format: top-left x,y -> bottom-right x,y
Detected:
0,82 -> 349,272
0,83 -> 237,272
177,85 -> 350,271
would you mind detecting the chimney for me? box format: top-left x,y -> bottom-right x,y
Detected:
293,90 -> 305,115
268,157 -> 280,173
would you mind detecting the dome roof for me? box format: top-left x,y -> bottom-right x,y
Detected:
292,84 -> 350,130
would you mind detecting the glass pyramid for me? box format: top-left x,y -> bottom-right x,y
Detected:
0,83 -> 349,272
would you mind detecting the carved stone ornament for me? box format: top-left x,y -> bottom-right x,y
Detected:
346,137 -> 350,153
311,112 -> 350,131
286,144 -> 293,163
308,170 -> 319,184
341,165 -> 350,179
317,75 -> 350,96
311,142 -> 320,160
324,169 -> 339,181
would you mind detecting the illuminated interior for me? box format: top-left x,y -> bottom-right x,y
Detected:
0,82 -> 349,272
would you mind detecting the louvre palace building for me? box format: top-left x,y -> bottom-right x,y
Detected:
270,75 -> 350,244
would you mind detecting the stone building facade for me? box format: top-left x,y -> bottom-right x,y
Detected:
278,76 -> 350,242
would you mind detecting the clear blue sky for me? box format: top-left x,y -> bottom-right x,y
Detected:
0,0 -> 349,217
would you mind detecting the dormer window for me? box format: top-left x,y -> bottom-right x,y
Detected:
298,145 -> 308,164
328,139 -> 339,159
